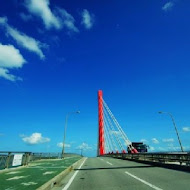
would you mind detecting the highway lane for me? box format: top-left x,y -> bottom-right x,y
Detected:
55,157 -> 190,190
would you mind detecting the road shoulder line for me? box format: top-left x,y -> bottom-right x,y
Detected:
62,158 -> 87,190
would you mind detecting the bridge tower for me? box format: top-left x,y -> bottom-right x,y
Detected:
98,90 -> 105,156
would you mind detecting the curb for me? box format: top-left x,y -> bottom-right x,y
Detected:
37,157 -> 85,190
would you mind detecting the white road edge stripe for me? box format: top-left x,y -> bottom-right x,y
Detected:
62,158 -> 87,190
106,161 -> 113,165
125,171 -> 163,190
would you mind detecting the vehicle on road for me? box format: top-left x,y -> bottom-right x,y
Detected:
128,142 -> 148,153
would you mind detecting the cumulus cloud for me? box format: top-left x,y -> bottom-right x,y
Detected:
162,2 -> 174,11
151,138 -> 159,144
77,143 -> 92,150
57,142 -> 71,148
81,9 -> 94,29
162,138 -> 174,142
21,133 -> 50,145
0,43 -> 26,81
55,7 -> 79,33
0,17 -> 46,59
182,127 -> 190,132
24,0 -> 61,29
0,43 -> 26,68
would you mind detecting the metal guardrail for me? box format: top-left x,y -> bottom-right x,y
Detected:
0,151 -> 79,170
103,152 -> 190,166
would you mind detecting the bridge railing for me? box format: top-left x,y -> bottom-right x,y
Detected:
0,151 -> 78,170
103,152 -> 190,166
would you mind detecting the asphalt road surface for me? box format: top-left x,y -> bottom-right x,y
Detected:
53,157 -> 190,190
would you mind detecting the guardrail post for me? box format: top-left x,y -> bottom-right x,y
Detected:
187,155 -> 190,166
22,153 -> 26,166
5,152 -> 11,169
25,153 -> 31,165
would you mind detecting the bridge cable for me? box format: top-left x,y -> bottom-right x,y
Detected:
103,102 -> 124,152
103,108 -> 118,152
103,99 -> 133,151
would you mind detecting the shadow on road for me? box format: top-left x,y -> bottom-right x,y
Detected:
75,165 -> 155,171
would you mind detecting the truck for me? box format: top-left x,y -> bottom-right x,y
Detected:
128,142 -> 148,153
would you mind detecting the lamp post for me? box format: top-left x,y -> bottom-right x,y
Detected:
158,111 -> 184,152
61,111 -> 80,158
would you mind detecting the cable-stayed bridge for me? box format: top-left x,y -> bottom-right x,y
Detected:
98,90 -> 138,155
1,90 -> 190,190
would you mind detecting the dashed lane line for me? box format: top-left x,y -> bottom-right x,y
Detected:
125,171 -> 163,190
106,161 -> 113,165
62,158 -> 87,190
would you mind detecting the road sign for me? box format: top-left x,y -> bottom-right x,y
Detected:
12,154 -> 23,166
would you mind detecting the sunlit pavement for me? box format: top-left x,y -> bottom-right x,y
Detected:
53,157 -> 190,190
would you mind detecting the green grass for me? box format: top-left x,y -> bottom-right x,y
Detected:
0,156 -> 81,190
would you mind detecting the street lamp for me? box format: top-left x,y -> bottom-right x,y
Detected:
158,111 -> 184,152
61,111 -> 80,158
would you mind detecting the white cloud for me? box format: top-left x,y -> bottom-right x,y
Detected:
0,68 -> 22,81
0,17 -> 47,59
57,142 -> 71,148
21,133 -> 50,145
20,13 -> 33,22
77,143 -> 92,150
0,43 -> 26,81
151,138 -> 159,144
182,127 -> 190,132
168,146 -> 181,151
162,2 -> 174,12
81,9 -> 94,29
7,26 -> 46,59
55,7 -> 79,33
24,0 -> 61,29
0,43 -> 26,69
140,139 -> 148,143
162,138 -> 174,143
0,17 -> 7,24
149,146 -> 155,151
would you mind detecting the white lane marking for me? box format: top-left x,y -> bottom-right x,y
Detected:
62,158 -> 87,190
125,171 -> 163,190
106,161 -> 113,165
100,158 -> 104,161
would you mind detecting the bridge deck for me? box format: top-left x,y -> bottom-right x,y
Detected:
53,157 -> 190,190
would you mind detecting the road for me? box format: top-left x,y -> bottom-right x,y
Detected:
54,157 -> 190,190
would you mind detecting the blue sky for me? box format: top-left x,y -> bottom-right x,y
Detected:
0,0 -> 190,157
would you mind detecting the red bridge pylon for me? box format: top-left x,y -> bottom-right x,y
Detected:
97,90 -> 138,156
